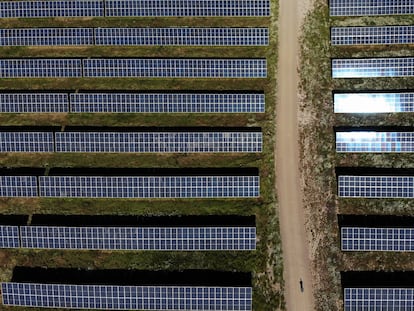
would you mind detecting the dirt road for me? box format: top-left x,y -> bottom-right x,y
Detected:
276,0 -> 315,310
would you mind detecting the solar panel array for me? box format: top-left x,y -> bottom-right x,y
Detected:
0,0 -> 104,18
82,59 -> 267,78
341,227 -> 414,252
0,28 -> 94,46
95,28 -> 269,46
338,175 -> 414,198
333,92 -> 414,113
0,176 -> 38,197
20,226 -> 256,251
336,131 -> 414,153
105,0 -> 270,16
0,59 -> 82,78
329,0 -> 414,16
2,282 -> 253,310
0,225 -> 20,248
344,288 -> 414,311
0,132 -> 54,153
38,176 -> 260,198
70,93 -> 265,113
0,93 -> 69,113
331,26 -> 414,46
332,58 -> 414,78
55,132 -> 262,153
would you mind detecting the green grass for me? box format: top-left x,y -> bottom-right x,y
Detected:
0,6 -> 284,311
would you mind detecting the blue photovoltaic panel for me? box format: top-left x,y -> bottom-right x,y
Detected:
338,175 -> 414,198
0,59 -> 82,78
0,28 -> 94,46
330,0 -> 414,16
21,226 -> 256,251
55,132 -> 263,153
0,225 -> 19,248
332,58 -> 414,78
342,227 -> 414,252
82,59 -> 267,78
2,283 -> 253,311
0,132 -> 54,152
334,92 -> 414,113
0,93 -> 69,113
0,0 -> 104,18
95,28 -> 269,46
331,26 -> 414,46
0,176 -> 38,197
105,0 -> 270,17
70,93 -> 265,113
38,176 -> 260,198
344,288 -> 414,311
336,131 -> 414,153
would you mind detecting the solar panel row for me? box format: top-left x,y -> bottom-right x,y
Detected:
338,175 -> 414,198
0,27 -> 269,47
344,288 -> 414,311
331,26 -> 414,46
333,92 -> 414,113
0,131 -> 262,153
341,227 -> 414,252
336,131 -> 414,153
0,0 -> 270,18
0,58 -> 267,78
330,0 -> 414,16
2,282 -> 253,310
0,92 -> 265,113
0,176 -> 38,197
20,226 -> 256,250
0,225 -> 20,248
332,58 -> 414,78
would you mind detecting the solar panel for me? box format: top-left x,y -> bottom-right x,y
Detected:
0,59 -> 82,78
342,227 -> 414,251
344,288 -> 414,311
0,176 -> 38,197
95,27 -> 269,46
55,132 -> 262,153
333,92 -> 414,113
0,28 -> 94,46
336,131 -> 414,153
0,225 -> 20,248
38,176 -> 260,198
1,283 -> 253,310
82,59 -> 267,78
0,93 -> 69,113
0,132 -> 54,152
105,0 -> 270,17
70,93 -> 265,113
338,175 -> 414,198
330,0 -> 414,16
331,26 -> 414,46
0,0 -> 104,18
332,58 -> 414,78
20,226 -> 256,251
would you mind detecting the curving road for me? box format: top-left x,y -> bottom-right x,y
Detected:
276,0 -> 315,310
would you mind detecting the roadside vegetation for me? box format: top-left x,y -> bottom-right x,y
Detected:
0,2 -> 284,310
300,1 -> 414,310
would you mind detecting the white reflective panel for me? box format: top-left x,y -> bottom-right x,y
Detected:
330,0 -> 414,16
342,227 -> 414,252
1,282 -> 253,311
70,92 -> 265,113
336,132 -> 414,153
344,288 -> 414,311
21,226 -> 257,251
333,93 -> 413,113
338,175 -> 414,198
332,58 -> 414,78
